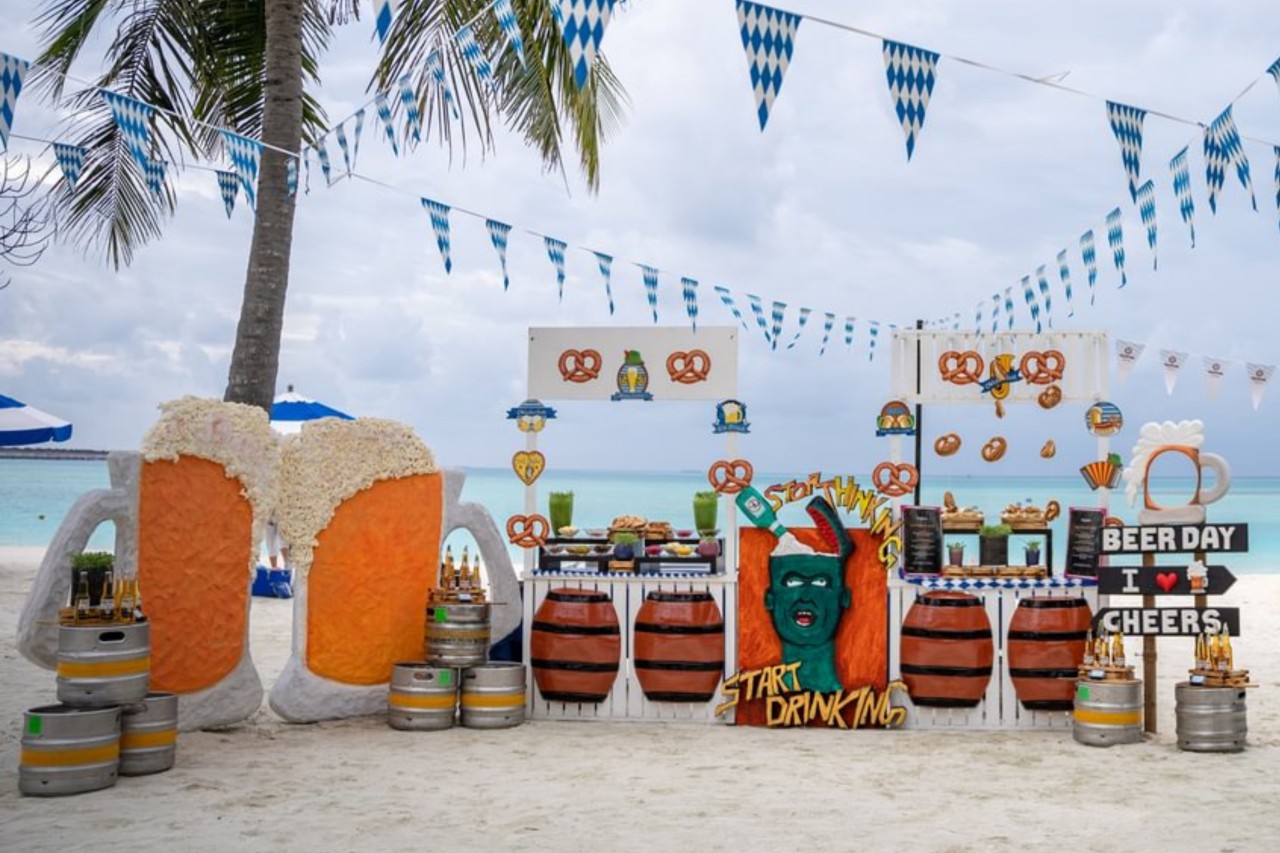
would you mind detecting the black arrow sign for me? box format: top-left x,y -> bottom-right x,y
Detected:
1093,607 -> 1240,637
1096,565 -> 1238,596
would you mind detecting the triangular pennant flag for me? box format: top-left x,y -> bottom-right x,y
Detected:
1003,287 -> 1015,330
302,147 -> 312,194
1269,56 -> 1280,93
1021,275 -> 1042,334
1056,250 -> 1074,317
143,156 -> 165,198
426,51 -> 459,120
1274,146 -> 1280,235
350,108 -> 365,170
952,312 -> 961,331
747,294 -> 771,344
786,308 -> 811,349
1170,146 -> 1196,247
1106,207 -> 1127,287
52,142 -> 86,191
1115,339 -> 1145,385
594,251 -> 614,313
375,92 -> 399,156
285,156 -> 298,196
1036,266 -> 1053,327
546,237 -> 568,300
1204,105 -> 1256,213
817,312 -> 835,355
1105,101 -> 1146,201
769,301 -> 785,351
335,122 -> 352,174
455,24 -> 496,90
486,219 -> 512,290
641,264 -> 659,322
216,170 -> 239,218
420,197 -> 453,273
99,90 -> 155,173
374,0 -> 399,44
990,293 -> 1000,334
1,53 -> 30,151
715,285 -> 748,330
844,316 -> 855,348
315,136 -> 333,185
682,276 -> 699,331
1159,349 -> 1187,395
1204,356 -> 1228,401
494,0 -> 527,68
973,301 -> 983,335
735,0 -> 802,131
868,321 -> 881,361
882,40 -> 939,160
558,0 -> 619,89
220,129 -> 262,209
1247,363 -> 1275,411
399,73 -> 422,145
1080,229 -> 1098,303
1135,179 -> 1157,270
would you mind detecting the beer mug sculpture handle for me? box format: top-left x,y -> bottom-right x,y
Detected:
1196,452 -> 1231,506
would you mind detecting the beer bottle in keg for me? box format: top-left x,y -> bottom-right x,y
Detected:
1110,632 -> 1125,668
131,575 -> 146,622
74,574 -> 91,622
441,546 -> 455,590
1207,632 -> 1220,670
1218,628 -> 1232,672
1195,633 -> 1210,671
100,569 -> 116,622
459,547 -> 472,590
1082,629 -> 1095,667
118,576 -> 136,624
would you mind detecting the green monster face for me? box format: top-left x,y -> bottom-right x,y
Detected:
765,553 -> 851,647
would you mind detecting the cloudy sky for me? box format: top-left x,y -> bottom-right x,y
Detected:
2,0 -> 1279,478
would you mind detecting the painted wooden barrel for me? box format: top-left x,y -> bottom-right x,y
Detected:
633,591 -> 725,703
531,589 -> 621,703
56,622 -> 150,708
899,591 -> 993,708
387,662 -> 457,731
1073,680 -> 1143,747
19,704 -> 121,797
1176,683 -> 1247,753
1006,597 -> 1092,711
120,692 -> 178,775
424,603 -> 491,668
461,663 -> 527,729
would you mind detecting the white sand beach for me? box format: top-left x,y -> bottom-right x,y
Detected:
1,545 -> 1277,853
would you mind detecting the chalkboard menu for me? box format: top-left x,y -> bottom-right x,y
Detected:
902,506 -> 943,574
1066,508 -> 1105,577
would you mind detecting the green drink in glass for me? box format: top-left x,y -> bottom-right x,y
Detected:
549,491 -> 574,534
693,490 -> 719,535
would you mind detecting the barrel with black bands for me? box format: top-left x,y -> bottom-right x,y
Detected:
899,591 -> 994,708
19,704 -> 121,797
56,622 -> 150,707
1006,597 -> 1091,711
461,663 -> 527,729
531,589 -> 621,703
387,662 -> 458,731
120,692 -> 178,775
424,603 -> 491,668
634,591 -> 725,703
1176,683 -> 1247,753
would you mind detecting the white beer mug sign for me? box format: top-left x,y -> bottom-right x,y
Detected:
1122,420 -> 1231,525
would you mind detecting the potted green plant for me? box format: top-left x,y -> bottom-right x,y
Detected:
978,524 -> 1012,567
71,551 -> 114,609
611,531 -> 639,561
693,490 -> 719,537
947,541 -> 966,567
1024,539 -> 1042,567
548,491 -> 574,534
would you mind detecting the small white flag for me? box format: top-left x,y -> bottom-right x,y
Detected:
1247,363 -> 1275,411
1204,356 -> 1228,401
1115,339 -> 1145,385
1159,349 -> 1187,395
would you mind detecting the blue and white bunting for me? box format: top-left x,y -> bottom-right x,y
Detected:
1106,207 -> 1127,287
351,109 -> 365,170
100,90 -> 155,173
1105,101 -> 1146,201
1021,276 -> 1041,334
1269,56 -> 1280,94
494,0 -> 527,68
315,137 -> 333,185
1170,146 -> 1196,247
818,312 -> 835,355
486,219 -> 512,290
426,51 -> 459,120
285,156 -> 297,196
546,237 -> 568,300
990,294 -> 1000,334
882,40 -> 940,160
219,130 -> 262,210
301,147 -> 311,194
1003,287 -> 1014,331
1036,265 -> 1053,327
973,302 -> 983,335
216,170 -> 239,217
641,265 -> 659,322
715,285 -> 748,330
769,301 -> 785,351
844,317 -> 855,348
594,252 -> 614,313
421,198 -> 453,273
455,24 -> 496,91
1136,179 -> 1157,270
868,322 -> 880,361
399,73 -> 422,145
1204,105 -> 1256,213
1274,147 -> 1280,235
682,276 -> 699,331
735,0 -> 802,131
52,143 -> 86,191
747,294 -> 771,345
1080,229 -> 1098,304
375,93 -> 398,156
374,0 -> 398,44
1,53 -> 30,151
786,307 -> 811,349
335,122 -> 352,175
143,156 -> 165,198
558,0 -> 618,89
1056,249 -> 1074,316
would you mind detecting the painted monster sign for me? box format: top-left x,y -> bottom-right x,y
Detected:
718,495 -> 901,728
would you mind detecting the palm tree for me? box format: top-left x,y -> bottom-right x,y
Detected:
32,0 -> 626,410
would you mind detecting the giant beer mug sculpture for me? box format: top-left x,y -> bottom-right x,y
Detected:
1122,420 -> 1231,525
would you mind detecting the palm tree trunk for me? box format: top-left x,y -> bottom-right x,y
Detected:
223,0 -> 305,411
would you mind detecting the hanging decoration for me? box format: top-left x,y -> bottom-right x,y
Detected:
99,90 -> 155,173
398,73 -> 422,145
747,294 -> 771,346
506,398 -> 557,432
219,131 -> 263,210
1203,105 -> 1257,213
315,135 -> 333,185
990,293 -> 1000,334
769,301 -> 785,351
641,264 -> 659,322
714,285 -> 747,330
374,0 -> 398,44
494,0 -> 528,68
512,450 -> 546,486
1274,146 -> 1280,234
1056,250 -> 1074,316
335,122 -> 352,174
52,142 -> 86,191
1270,56 -> 1280,92
882,40 -> 940,160
375,93 -> 398,156
1204,357 -> 1228,401
1135,179 -> 1157,269
143,156 -> 165,198
1115,339 -> 1146,385
1080,229 -> 1098,304
1021,275 -> 1041,334
1002,286 -> 1014,330
545,237 -> 568,300
844,316 -> 854,349
735,0 -> 802,130
421,197 -> 453,273
818,312 -> 835,355
682,276 -> 699,331
301,147 -> 311,193
786,306 -> 811,349
0,52 -> 29,150
455,24 -> 496,90
216,170 -> 239,218
1084,402 -> 1124,437
1035,265 -> 1053,328
351,109 -> 365,169
285,157 -> 297,196
1247,363 -> 1275,411
486,219 -> 512,290
973,302 -> 982,335
1159,349 -> 1188,395
558,0 -> 619,89
594,251 -> 614,313
1170,146 -> 1196,247
1106,207 -> 1127,287
868,321 -> 880,361
1105,101 -> 1147,201
713,400 -> 751,434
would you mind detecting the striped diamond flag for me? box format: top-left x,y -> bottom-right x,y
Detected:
335,122 -> 352,174
216,170 -> 239,218
1135,179 -> 1157,270
973,302 -> 983,335
1274,147 -> 1280,235
868,322 -> 880,361
494,0 -> 527,68
1036,266 -> 1054,327
302,147 -> 311,193
714,285 -> 748,330
421,198 -> 453,273
1106,207 -> 1127,287
1021,275 -> 1041,334
426,51 -> 459,120
399,73 -> 422,145
1204,105 -> 1256,213
455,24 -> 496,91
747,294 -> 771,345
594,252 -> 614,313
374,0 -> 398,44
682,276 -> 699,331
844,316 -> 855,348
315,136 -> 333,185
1269,56 -> 1280,94
641,265 -> 659,322
882,40 -> 940,160
52,143 -> 86,191
1056,249 -> 1074,316
143,156 -> 165,198
818,312 -> 835,355
350,109 -> 365,170
219,130 -> 262,209
1170,146 -> 1196,247
546,238 -> 568,300
736,0 -> 802,131
100,90 -> 155,172
1003,287 -> 1015,330
786,306 -> 811,349
769,301 -> 785,351
1106,101 -> 1146,201
558,0 -> 618,89
375,93 -> 399,156
1080,229 -> 1098,303
990,294 -> 1000,334
486,219 -> 512,290
285,156 -> 298,196
1,53 -> 30,151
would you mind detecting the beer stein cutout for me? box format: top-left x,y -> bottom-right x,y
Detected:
1123,420 -> 1231,525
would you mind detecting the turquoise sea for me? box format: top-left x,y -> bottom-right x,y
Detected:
1,458 -> 1276,573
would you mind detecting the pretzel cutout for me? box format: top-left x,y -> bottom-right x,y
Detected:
1104,515 -> 1124,528
934,433 -> 962,456
506,514 -> 550,548
981,437 -> 1007,462
1040,439 -> 1056,459
558,348 -> 602,383
666,349 -> 712,384
1038,385 -> 1063,409
872,462 -> 919,498
1045,500 -> 1061,522
707,458 -> 754,495
1020,350 -> 1065,385
939,350 -> 984,385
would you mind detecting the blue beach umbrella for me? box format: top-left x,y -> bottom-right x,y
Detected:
269,385 -> 355,434
0,394 -> 73,446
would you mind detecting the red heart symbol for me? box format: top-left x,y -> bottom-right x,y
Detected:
1155,572 -> 1178,593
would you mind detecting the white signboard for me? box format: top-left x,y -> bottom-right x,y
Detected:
528,326 -> 738,402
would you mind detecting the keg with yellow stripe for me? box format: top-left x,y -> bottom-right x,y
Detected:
19,704 -> 122,796
56,622 -> 150,707
461,663 -> 526,729
387,662 -> 457,731
120,692 -> 178,775
424,603 -> 491,668
1073,679 -> 1143,747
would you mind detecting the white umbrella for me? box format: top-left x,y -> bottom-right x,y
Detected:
269,385 -> 355,434
0,393 -> 73,446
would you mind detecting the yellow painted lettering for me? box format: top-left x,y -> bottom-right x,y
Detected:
764,484 -> 785,513
714,671 -> 741,717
